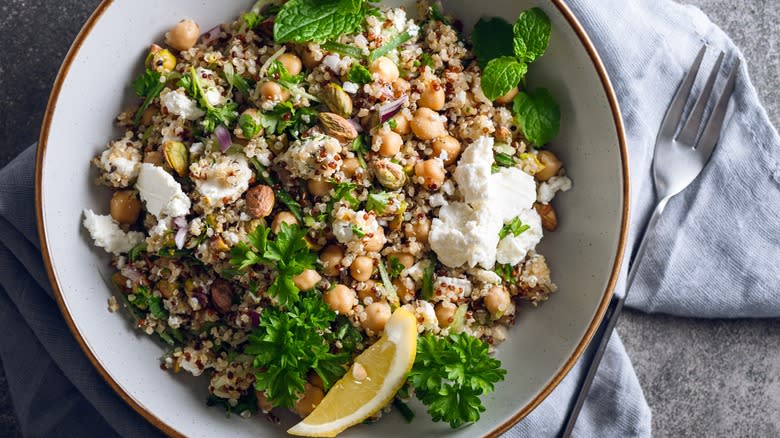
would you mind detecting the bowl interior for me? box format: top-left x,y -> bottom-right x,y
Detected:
38,0 -> 626,436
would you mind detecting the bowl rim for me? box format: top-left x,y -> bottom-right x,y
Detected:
34,1 -> 630,436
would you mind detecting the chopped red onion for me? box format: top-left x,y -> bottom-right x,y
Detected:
378,95 -> 407,124
201,25 -> 221,45
348,117 -> 363,133
215,125 -> 232,153
172,216 -> 187,229
250,311 -> 260,328
174,227 -> 187,250
121,266 -> 142,282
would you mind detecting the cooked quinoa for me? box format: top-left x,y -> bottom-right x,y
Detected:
83,0 -> 572,426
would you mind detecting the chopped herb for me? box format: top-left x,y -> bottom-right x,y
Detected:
427,4 -> 451,25
127,242 -> 147,262
393,398 -> 415,423
350,224 -> 366,238
326,315 -> 364,353
347,63 -> 372,85
387,118 -> 398,130
369,31 -> 412,63
494,152 -> 515,167
421,256 -> 436,300
207,385 -> 259,416
131,69 -> 167,126
179,67 -> 239,133
499,216 -> 530,240
323,41 -> 366,60
351,134 -> 369,168
419,53 -> 434,69
387,256 -> 405,279
242,11 -> 262,29
129,285 -> 168,319
331,181 -> 360,209
366,191 -> 392,213
495,263 -> 516,284
223,63 -> 254,98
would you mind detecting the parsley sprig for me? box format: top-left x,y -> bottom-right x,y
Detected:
131,69 -> 168,126
229,222 -> 316,305
179,67 -> 239,133
245,295 -> 349,408
408,333 -> 507,428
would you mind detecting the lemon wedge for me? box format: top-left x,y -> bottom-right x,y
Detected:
288,308 -> 418,437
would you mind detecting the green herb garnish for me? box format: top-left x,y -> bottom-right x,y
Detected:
408,333 -> 507,428
347,63 -> 372,85
131,69 -> 167,126
129,285 -> 168,319
350,224 -> 366,238
366,191 -> 392,214
387,256 -> 404,279
127,242 -> 147,263
273,0 -> 368,43
323,41 -> 366,60
495,263 -> 516,284
512,7 -> 552,63
499,216 -> 530,240
245,295 -> 349,408
494,152 -> 515,168
480,56 -> 528,101
471,17 -> 514,68
512,88 -> 560,147
421,256 -> 436,300
369,31 -> 412,63
179,67 -> 239,133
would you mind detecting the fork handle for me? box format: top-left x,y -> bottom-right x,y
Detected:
560,198 -> 668,437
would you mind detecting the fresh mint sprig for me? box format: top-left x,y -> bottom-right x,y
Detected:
273,0 -> 368,43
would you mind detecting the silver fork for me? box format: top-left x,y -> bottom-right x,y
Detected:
560,45 -> 740,437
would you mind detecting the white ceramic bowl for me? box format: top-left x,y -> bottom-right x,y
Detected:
36,0 -> 628,436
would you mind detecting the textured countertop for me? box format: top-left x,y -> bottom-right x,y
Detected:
0,1 -> 777,436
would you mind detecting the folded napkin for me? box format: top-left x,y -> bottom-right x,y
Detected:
1,0 -> 778,436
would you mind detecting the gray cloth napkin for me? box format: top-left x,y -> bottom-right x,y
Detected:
1,0 -> 778,436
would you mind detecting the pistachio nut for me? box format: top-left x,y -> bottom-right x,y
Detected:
388,200 -> 408,231
237,108 -> 263,139
320,83 -> 353,118
147,44 -> 176,73
163,140 -> 189,177
373,159 -> 407,189
318,112 -> 358,143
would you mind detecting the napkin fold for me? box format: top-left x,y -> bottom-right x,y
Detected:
1,0 -> 778,436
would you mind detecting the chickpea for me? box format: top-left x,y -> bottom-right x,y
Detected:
255,390 -> 274,413
484,286 -> 511,317
259,81 -> 289,102
294,383 -> 324,417
369,56 -> 400,83
309,373 -> 324,389
323,284 -> 357,314
405,216 -> 430,243
393,278 -> 414,303
388,252 -> 414,269
319,244 -> 344,277
363,301 -> 392,332
418,81 -> 446,111
390,113 -> 410,135
110,191 -> 142,225
307,179 -> 331,197
435,302 -> 457,328
362,226 -> 385,253
293,269 -> 322,291
535,151 -> 563,181
410,107 -> 447,140
392,77 -> 411,95
165,19 -> 200,51
350,256 -> 374,282
271,211 -> 299,234
431,135 -> 462,165
278,53 -> 303,75
414,159 -> 446,190
495,87 -> 519,105
301,46 -> 322,69
373,130 -> 403,157
341,157 -> 361,178
357,280 -> 379,302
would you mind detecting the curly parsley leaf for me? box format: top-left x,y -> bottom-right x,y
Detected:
129,285 -> 168,319
387,256 -> 404,279
512,88 -> 560,147
499,216 -> 530,240
347,63 -> 372,85
480,56 -> 527,100
471,17 -> 514,68
512,7 -> 552,63
274,0 -> 367,43
246,295 -> 349,409
408,333 -> 506,428
180,67 -> 239,133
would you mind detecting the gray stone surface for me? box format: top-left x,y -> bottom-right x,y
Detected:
0,1 -> 776,437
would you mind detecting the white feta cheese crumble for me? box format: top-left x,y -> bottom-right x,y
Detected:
428,193 -> 448,207
135,163 -> 191,218
95,133 -> 142,187
192,154 -> 253,207
468,268 -> 502,284
160,88 -> 205,120
496,208 -> 543,265
275,134 -> 342,180
434,276 -> 473,299
342,81 -> 359,94
331,208 -> 381,244
430,136 -> 543,269
82,209 -> 144,255
537,175 -> 573,204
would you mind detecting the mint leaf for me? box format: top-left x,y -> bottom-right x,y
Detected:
512,88 -> 560,146
274,0 -> 365,43
512,7 -> 551,62
480,56 -> 527,100
471,17 -> 514,68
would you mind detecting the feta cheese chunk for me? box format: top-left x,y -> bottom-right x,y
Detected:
496,208 -> 543,265
136,163 -> 191,218
82,209 -> 144,255
275,135 -> 342,180
332,208 -> 382,244
94,132 -> 142,188
160,88 -> 205,120
453,136 -> 494,204
429,202 -> 502,269
191,154 -> 253,207
537,175 -> 573,204
488,166 -> 537,221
